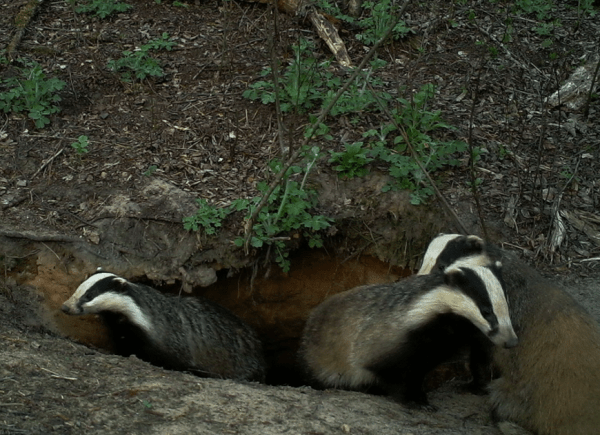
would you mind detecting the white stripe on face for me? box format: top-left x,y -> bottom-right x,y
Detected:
445,264 -> 518,348
405,287 -> 489,334
62,273 -> 117,312
418,234 -> 462,275
81,292 -> 153,334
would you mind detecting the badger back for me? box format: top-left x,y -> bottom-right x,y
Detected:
62,272 -> 266,383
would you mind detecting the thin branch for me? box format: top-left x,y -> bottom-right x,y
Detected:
466,61 -> 488,239
364,80 -> 469,235
31,147 -> 64,179
268,0 -> 287,158
583,51 -> 600,119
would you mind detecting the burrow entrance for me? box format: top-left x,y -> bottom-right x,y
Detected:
8,245 -> 472,389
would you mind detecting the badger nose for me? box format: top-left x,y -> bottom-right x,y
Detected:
504,335 -> 519,349
61,304 -> 71,314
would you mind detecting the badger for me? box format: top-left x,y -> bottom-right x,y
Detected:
62,272 -> 266,383
299,263 -> 518,409
419,234 -> 600,435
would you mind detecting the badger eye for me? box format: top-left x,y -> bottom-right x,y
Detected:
481,307 -> 492,317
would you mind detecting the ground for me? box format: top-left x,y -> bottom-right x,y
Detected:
1,0 -> 599,433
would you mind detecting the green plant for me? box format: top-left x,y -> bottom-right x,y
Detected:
173,1 -> 189,7
183,198 -> 229,235
356,0 -> 413,46
73,0 -> 132,18
107,33 -> 175,82
184,147 -> 332,272
244,39 -> 331,114
365,84 -> 470,204
312,0 -> 356,25
329,142 -> 374,178
313,0 -> 412,46
143,165 -> 157,176
232,150 -> 332,272
514,0 -> 554,20
0,61 -> 66,128
71,135 -> 89,154
244,39 -> 390,118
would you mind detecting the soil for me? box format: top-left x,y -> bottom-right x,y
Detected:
1,0 -> 600,433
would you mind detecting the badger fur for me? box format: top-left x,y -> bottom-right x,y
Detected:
419,234 -> 600,435
299,264 -> 517,409
62,272 -> 266,383
418,234 -> 488,276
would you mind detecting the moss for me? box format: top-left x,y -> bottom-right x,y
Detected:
14,0 -> 41,29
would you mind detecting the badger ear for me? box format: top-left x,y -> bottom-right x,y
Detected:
443,268 -> 466,287
112,276 -> 129,292
466,236 -> 484,251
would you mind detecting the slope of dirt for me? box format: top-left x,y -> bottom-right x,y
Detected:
1,281 -> 514,435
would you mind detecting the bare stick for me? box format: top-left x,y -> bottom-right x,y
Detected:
583,51 -> 600,119
466,62 -> 488,238
31,147 -> 64,179
268,0 -> 287,158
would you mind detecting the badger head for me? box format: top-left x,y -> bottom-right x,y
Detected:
418,233 -> 491,275
61,272 -> 152,333
443,262 -> 517,348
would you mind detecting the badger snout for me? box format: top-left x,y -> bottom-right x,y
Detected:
490,327 -> 518,349
504,334 -> 519,349
61,303 -> 78,315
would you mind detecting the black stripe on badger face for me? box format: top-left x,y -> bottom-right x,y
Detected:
61,272 -> 153,334
444,263 -> 517,348
418,234 -> 486,275
448,265 -> 497,332
62,273 -> 126,312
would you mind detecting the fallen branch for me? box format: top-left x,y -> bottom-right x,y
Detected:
0,229 -> 82,244
31,147 -> 64,179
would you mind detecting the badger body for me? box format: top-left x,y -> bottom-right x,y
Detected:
300,264 -> 517,409
62,272 -> 266,383
419,234 -> 600,435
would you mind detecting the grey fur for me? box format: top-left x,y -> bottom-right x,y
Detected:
420,234 -> 600,435
62,272 -> 266,383
300,265 -> 516,408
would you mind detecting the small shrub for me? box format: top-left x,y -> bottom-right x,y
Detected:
183,198 -> 229,235
365,84 -> 471,204
71,135 -> 89,154
232,153 -> 332,272
356,0 -> 413,46
107,33 -> 175,82
184,147 -> 332,272
73,0 -> 132,18
244,39 -> 390,119
329,142 -> 373,178
0,61 -> 65,128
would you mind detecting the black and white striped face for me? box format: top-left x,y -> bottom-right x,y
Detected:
408,263 -> 518,349
418,234 -> 490,275
445,262 -> 517,348
61,272 -> 152,333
